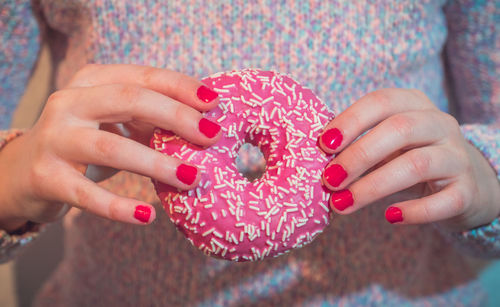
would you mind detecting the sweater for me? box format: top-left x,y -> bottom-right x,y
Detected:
1,0 -> 499,306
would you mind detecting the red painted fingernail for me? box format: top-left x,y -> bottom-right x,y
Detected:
330,190 -> 354,211
321,128 -> 343,151
199,118 -> 221,138
176,164 -> 197,185
386,206 -> 403,224
134,205 -> 151,223
324,164 -> 347,187
197,85 -> 218,103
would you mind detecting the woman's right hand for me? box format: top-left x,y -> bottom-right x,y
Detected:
0,64 -> 221,231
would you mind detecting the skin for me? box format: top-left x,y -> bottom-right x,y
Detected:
0,64 -> 221,232
1,68 -> 497,234
319,88 -> 500,231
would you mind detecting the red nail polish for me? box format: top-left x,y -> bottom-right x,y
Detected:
134,205 -> 151,223
330,190 -> 354,211
176,164 -> 197,185
199,118 -> 221,138
386,206 -> 403,224
197,85 -> 218,103
321,128 -> 343,151
324,164 -> 347,187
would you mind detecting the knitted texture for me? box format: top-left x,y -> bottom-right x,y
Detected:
0,0 -> 499,306
0,1 -> 40,129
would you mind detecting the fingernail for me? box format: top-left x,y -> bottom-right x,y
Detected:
385,206 -> 403,224
176,163 -> 197,185
330,190 -> 354,211
321,128 -> 343,151
197,85 -> 219,103
134,205 -> 151,223
199,118 -> 221,138
324,164 -> 347,187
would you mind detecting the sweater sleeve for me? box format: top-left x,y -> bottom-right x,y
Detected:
0,1 -> 42,262
1,0 -> 41,129
442,0 -> 500,257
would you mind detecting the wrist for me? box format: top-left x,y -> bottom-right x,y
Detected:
0,131 -> 31,232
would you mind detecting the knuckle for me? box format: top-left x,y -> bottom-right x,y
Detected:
406,150 -> 432,179
388,114 -> 416,139
93,135 -> 117,161
174,102 -> 189,122
151,154 -> 167,180
139,66 -> 159,85
408,88 -> 426,99
408,89 -> 433,107
454,147 -> 470,170
75,64 -> 101,79
348,110 -> 363,129
447,189 -> 466,215
113,84 -> 142,110
420,202 -> 433,222
74,183 -> 90,210
170,73 -> 183,96
69,64 -> 101,86
108,197 -> 121,220
440,112 -> 460,133
365,89 -> 394,109
364,175 -> 384,200
45,90 -> 70,112
352,143 -> 373,166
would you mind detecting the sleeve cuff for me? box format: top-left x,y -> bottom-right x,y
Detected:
0,222 -> 42,263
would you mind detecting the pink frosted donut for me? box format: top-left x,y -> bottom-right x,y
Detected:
151,69 -> 334,261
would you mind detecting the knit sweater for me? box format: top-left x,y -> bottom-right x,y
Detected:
1,0 -> 499,306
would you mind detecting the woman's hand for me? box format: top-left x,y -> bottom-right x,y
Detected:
319,88 -> 500,231
0,64 -> 221,231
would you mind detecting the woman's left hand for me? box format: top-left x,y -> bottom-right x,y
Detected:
319,88 -> 500,231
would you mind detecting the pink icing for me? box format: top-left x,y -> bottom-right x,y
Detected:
151,69 -> 334,261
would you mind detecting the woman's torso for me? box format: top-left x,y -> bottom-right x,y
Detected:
34,1 -> 485,306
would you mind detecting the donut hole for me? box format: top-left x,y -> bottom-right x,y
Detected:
235,142 -> 266,181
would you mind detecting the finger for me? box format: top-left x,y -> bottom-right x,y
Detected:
49,84 -> 222,147
328,146 -> 463,214
54,170 -> 156,225
384,183 -> 467,225
58,128 -> 201,189
319,89 -> 435,154
322,110 -> 449,190
67,64 -> 219,111
101,122 -> 156,147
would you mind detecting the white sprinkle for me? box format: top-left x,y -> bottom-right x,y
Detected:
319,202 -> 330,213
211,238 -> 225,249
277,216 -> 284,233
202,228 -> 215,237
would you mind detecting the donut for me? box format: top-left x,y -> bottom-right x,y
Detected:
151,69 -> 334,262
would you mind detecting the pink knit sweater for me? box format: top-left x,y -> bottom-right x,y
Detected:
1,0 -> 499,305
